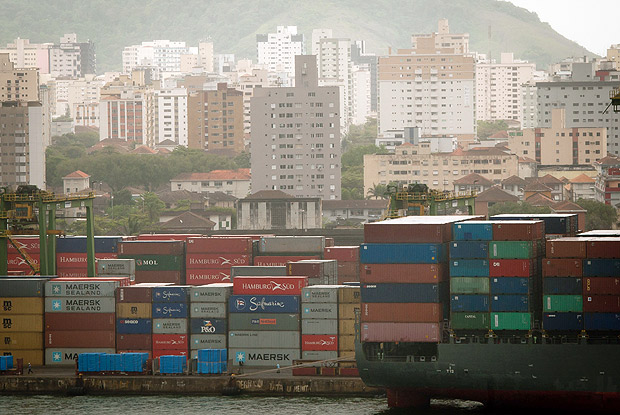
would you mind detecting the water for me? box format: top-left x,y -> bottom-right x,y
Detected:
0,395 -> 486,415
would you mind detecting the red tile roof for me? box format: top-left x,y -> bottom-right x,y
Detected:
552,200 -> 587,212
172,169 -> 251,181
570,173 -> 595,184
476,186 -> 519,202
501,175 -> 526,186
63,170 -> 90,179
525,193 -> 556,207
453,173 -> 493,186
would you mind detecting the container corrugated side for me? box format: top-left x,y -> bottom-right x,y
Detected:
230,266 -> 287,278
362,303 -> 442,322
45,330 -> 115,348
189,318 -> 227,335
186,237 -> 253,254
228,295 -> 300,314
361,283 -> 442,303
185,270 -> 231,285
450,277 -> 489,294
45,297 -> 115,313
0,333 -> 43,350
0,315 -> 43,332
232,276 -> 308,296
190,334 -> 227,350
490,295 -> 529,312
116,334 -> 152,350
490,277 -> 530,294
360,243 -> 446,264
450,312 -> 490,330
450,295 -> 489,312
45,313 -> 115,331
489,259 -> 535,277
0,298 -> 43,314
543,313 -> 583,331
229,348 -> 300,367
452,222 -> 493,241
116,303 -> 152,319
489,241 -> 538,259
361,322 -> 440,342
449,260 -> 489,277
45,348 -> 116,366
0,350 -> 43,366
228,330 -> 300,349
546,238 -> 587,259
449,241 -> 489,259
586,238 -> 620,259
583,259 -> 620,277
228,313 -> 299,331
360,264 -> 446,283
258,236 -> 325,254
118,240 -> 185,256
338,287 -> 361,304
302,303 -> 338,319
117,254 -> 183,272
542,259 -> 583,277
543,277 -> 582,295
583,277 -> 620,295
0,278 -> 46,297
116,318 -> 153,334
44,280 -> 119,297
583,295 -> 620,313
584,313 -> 620,330
97,259 -> 136,276
186,254 -> 251,269
490,312 -> 531,330
301,319 -> 338,335
544,295 -> 583,312
190,302 -> 228,319
338,303 -> 361,320
189,284 -> 233,303
301,286 -> 339,303
152,303 -> 188,319
153,318 -> 188,334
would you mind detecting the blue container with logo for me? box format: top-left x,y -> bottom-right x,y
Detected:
490,277 -> 530,294
152,303 -> 188,318
491,295 -> 529,312
361,283 -> 442,303
451,294 -> 489,312
228,295 -> 300,313
543,313 -> 583,331
190,318 -> 227,335
449,241 -> 489,259
543,277 -> 582,294
359,243 -> 446,264
450,259 -> 489,277
116,318 -> 153,334
152,286 -> 189,303
452,222 -> 493,241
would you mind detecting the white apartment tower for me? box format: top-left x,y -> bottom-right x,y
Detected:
154,88 -> 188,147
257,26 -> 305,87
122,40 -> 190,74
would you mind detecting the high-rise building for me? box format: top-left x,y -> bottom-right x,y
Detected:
316,36 -> 352,132
250,55 -> 341,200
0,54 -> 39,102
351,41 -> 378,114
154,88 -> 188,147
257,26 -> 305,86
235,68 -> 269,136
122,40 -> 190,74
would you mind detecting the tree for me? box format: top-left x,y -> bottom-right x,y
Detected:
366,183 -> 388,200
488,202 -> 552,216
477,120 -> 510,140
575,199 -> 618,230
142,192 -> 165,223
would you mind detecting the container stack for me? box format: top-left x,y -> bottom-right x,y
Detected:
196,349 -> 227,374
287,259 -> 338,285
0,278 -> 47,366
231,266 -> 288,279
56,236 -> 122,277
44,277 -> 125,365
97,258 -> 136,282
152,286 -> 190,359
301,286 -> 339,362
6,236 -> 40,274
490,214 -> 578,237
228,276 -> 307,367
324,246 -> 360,283
360,217 -> 475,344
118,240 -> 185,284
450,220 -> 545,332
189,283 -> 231,359
583,237 -> 620,330
159,355 -> 187,374
253,236 -> 324,266
337,286 -> 361,358
185,237 -> 253,285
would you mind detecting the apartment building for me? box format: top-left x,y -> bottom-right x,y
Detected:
122,40 -> 190,74
154,88 -> 188,147
0,54 -> 39,102
351,41 -> 378,114
316,36 -> 352,131
170,168 -> 251,198
235,68 -> 269,136
256,26 -> 305,87
250,55 -> 341,200
594,155 -> 620,206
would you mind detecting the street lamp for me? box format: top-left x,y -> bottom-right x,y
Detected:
111,195 -> 114,220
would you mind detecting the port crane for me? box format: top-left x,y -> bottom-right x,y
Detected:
383,183 -> 477,219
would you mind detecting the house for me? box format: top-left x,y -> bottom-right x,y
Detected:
237,190 -> 321,230
594,155 -> 620,206
537,174 -> 564,201
322,199 -> 388,224
205,192 -> 237,209
568,174 -> 596,201
474,186 -> 518,217
156,190 -> 205,209
453,173 -> 493,193
170,168 -> 251,199
552,200 -> 587,232
501,175 -> 527,199
63,170 -> 90,194
525,192 -> 557,208
160,211 -> 216,233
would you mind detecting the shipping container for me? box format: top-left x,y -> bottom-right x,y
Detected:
584,313 -> 620,330
115,284 -> 168,303
489,241 -> 539,259
0,278 -> 46,297
583,259 -> 620,277
45,313 -> 115,331
339,319 -> 357,335
152,286 -> 189,303
97,259 -> 136,276
190,318 -> 227,335
137,234 -> 199,242
583,277 -> 620,295
0,349 -> 43,366
301,334 -> 338,351
543,277 -> 583,295
543,313 -> 583,331
186,254 -> 251,269
118,240 -> 185,256
45,330 -> 115,348
362,302 -> 442,323
361,322 -> 440,342
229,295 -> 300,314
544,295 -> 583,312
338,287 -> 361,304
489,259 -> 535,277
229,313 -> 299,331
361,283 -> 442,303
450,277 -> 489,294
186,270 -> 231,285
449,241 -> 489,259
361,263 -> 446,284
583,295 -> 620,313
542,259 -> 583,277
490,214 -> 575,235
116,318 -> 153,334
186,237 -> 253,254
152,349 -> 188,360
6,236 -> 40,254
0,315 -> 43,332
228,330 -> 300,349
585,238 -> 620,259
45,348 -> 116,366
302,350 -> 339,361
152,303 -> 188,319
133,271 -> 183,285
232,276 -> 308,296
0,332 -> 43,350
118,255 -> 183,272
337,262 -> 360,279
338,303 -> 361,320
450,312 -> 490,330
546,238 -> 587,259
324,246 -> 359,262
190,334 -> 227,350
302,286 -> 339,303
491,295 -> 529,312
360,243 -> 446,264
45,280 -> 119,297
0,297 -> 43,314
56,236 -> 123,253
190,303 -> 227,319
338,335 -> 356,352
116,303 -> 152,319
229,348 -> 301,367
302,303 -> 338,319
6,253 -> 40,272
45,297 -> 115,313
492,220 -> 545,241
490,277 -> 530,294
50,276 -> 131,286
450,295 -> 490,312
116,334 -> 152,350
452,221 -> 493,241
153,319 -> 188,334
449,260 -> 489,277
253,256 -> 320,267
258,236 -> 325,254
56,253 -> 118,268
152,334 -> 188,351
301,319 -> 338,335
230,266 -> 287,278
189,284 -> 233,302
491,312 -> 531,330
365,216 -> 479,243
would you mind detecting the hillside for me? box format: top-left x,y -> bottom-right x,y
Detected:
0,0 -> 594,72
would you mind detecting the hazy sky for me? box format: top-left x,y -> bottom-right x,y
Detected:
506,0 -> 616,56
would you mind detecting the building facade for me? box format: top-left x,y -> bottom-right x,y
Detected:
256,26 -> 305,87
122,40 -> 190,74
154,88 -> 188,147
237,190 -> 321,230
170,169 -> 251,198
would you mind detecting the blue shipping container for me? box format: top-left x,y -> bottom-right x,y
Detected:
360,243 -> 446,264
229,295 -> 300,314
451,294 -> 489,312
152,303 -> 188,318
0,355 -> 13,371
584,313 -> 620,330
490,277 -> 529,294
543,277 -> 582,295
491,295 -> 529,312
583,259 -> 620,277
152,286 -> 189,303
190,318 -> 227,335
361,283 -> 442,303
452,222 -> 493,241
56,236 -> 123,253
449,241 -> 489,259
116,318 -> 153,334
543,313 -> 583,331
450,259 -> 489,277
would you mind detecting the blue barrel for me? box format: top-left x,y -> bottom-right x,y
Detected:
543,313 -> 583,331
450,259 -> 489,277
152,303 -> 188,318
491,295 -> 529,312
584,313 -> 620,330
361,283 -> 442,303
543,277 -> 582,294
360,243 -> 446,264
449,241 -> 489,259
451,294 -> 489,312
229,295 -> 300,313
452,222 -> 493,241
490,277 -> 529,294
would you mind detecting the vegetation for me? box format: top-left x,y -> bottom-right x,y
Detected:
477,120 -> 510,140
0,0 -> 594,72
575,199 -> 618,230
488,201 -> 552,216
340,119 -> 381,200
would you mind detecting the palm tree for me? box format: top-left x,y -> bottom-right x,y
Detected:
366,183 -> 388,200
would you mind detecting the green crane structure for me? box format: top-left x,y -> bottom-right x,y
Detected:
384,183 -> 477,219
0,185 -> 96,276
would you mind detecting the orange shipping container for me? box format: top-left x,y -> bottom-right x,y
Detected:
0,298 -> 43,314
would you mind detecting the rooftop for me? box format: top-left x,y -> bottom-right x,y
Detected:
453,173 -> 493,186
475,186 -> 519,203
63,170 -> 90,179
172,168 -> 251,181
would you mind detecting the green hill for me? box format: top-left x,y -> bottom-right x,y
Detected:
0,0 -> 595,72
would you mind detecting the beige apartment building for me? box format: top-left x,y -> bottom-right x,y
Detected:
0,54 -> 39,102
364,143 -> 519,196
235,68 -> 269,136
507,108 -> 606,165
187,82 -> 245,154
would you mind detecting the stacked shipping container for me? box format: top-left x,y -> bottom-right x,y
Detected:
6,236 -> 40,274
490,214 -> 578,237
185,237 -> 253,285
118,241 -> 185,284
253,236 -> 324,266
189,283 -> 231,358
56,236 -> 122,277
324,246 -> 360,283
287,260 -> 338,285
152,286 -> 189,359
301,286 -> 339,362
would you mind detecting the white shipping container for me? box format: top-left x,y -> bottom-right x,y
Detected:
228,330 -> 300,349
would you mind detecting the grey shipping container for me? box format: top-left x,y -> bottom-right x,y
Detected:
302,303 -> 338,319
229,348 -> 301,367
96,259 -> 136,276
301,319 -> 338,335
45,297 -> 115,313
190,334 -> 227,350
302,350 -> 339,361
258,236 -> 325,254
190,284 -> 233,303
191,302 -> 228,319
0,278 -> 47,297
45,281 -> 118,297
153,318 -> 188,334
231,266 -> 287,278
45,348 -> 116,366
228,330 -> 300,349
228,313 -> 300,331
302,286 -> 340,304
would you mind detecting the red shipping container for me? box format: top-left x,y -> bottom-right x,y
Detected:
233,276 -> 308,295
583,295 -> 620,313
361,322 -> 440,342
212,234 -> 272,241
116,334 -> 152,350
119,241 -> 185,256
7,253 -> 40,272
137,234 -> 200,241
360,264 -> 446,283
57,269 -> 88,278
45,330 -> 116,348
134,271 -> 183,285
339,367 -> 359,377
338,262 -> 360,276
586,238 -> 620,259
489,259 -> 535,277
254,256 -> 320,267
364,220 -> 456,243
50,276 -> 132,286
325,238 -> 335,247
324,246 -> 359,262
116,285 -> 158,303
186,253 -> 250,269
492,221 -> 544,241
186,237 -> 253,254
583,278 -> 620,295
186,269 -> 231,285
152,334 -> 188,351
7,237 -> 41,254
320,367 -> 337,376
542,259 -> 583,277
152,349 -> 188,359
45,313 -> 115,331
362,303 -> 443,323
301,335 -> 338,351
292,367 -> 318,376
56,253 -> 118,270
338,275 -> 360,284
287,261 -> 323,278
546,238 -> 587,259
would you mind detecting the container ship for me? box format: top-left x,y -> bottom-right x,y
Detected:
355,215 -> 620,412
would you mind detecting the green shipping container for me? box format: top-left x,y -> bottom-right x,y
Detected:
118,254 -> 183,271
450,312 -> 490,330
489,241 -> 537,259
491,312 -> 531,330
544,295 -> 583,312
450,277 -> 490,294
